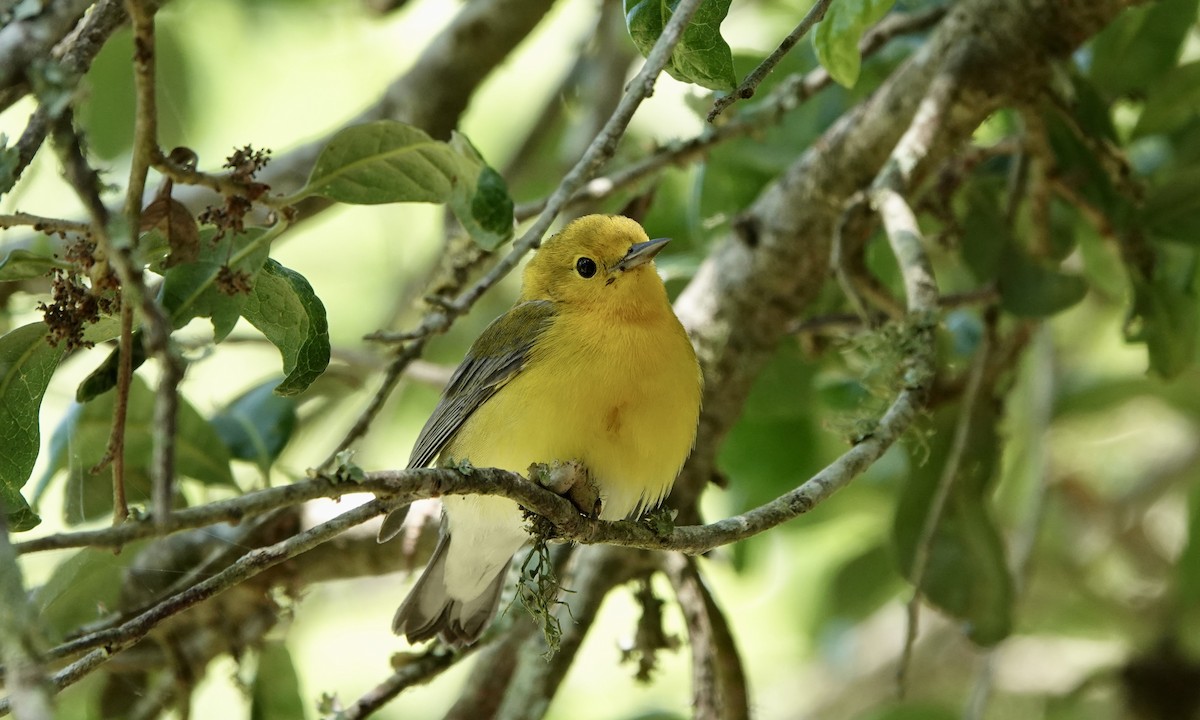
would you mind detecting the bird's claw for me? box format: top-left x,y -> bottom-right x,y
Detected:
530,460 -> 602,519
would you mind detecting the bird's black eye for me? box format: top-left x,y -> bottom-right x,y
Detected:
576,257 -> 597,278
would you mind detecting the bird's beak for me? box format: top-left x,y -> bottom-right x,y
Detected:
615,237 -> 670,272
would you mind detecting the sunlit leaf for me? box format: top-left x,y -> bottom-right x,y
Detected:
240,260 -> 331,396
0,322 -> 64,530
161,226 -> 271,339
813,0 -> 896,88
448,133 -> 516,250
298,121 -> 513,249
624,0 -> 737,92
0,248 -> 70,282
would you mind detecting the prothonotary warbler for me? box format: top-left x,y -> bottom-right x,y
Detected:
380,214 -> 702,645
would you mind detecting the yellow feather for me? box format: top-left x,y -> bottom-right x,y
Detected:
390,214 -> 701,645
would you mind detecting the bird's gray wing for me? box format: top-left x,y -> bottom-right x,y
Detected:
407,299 -> 557,469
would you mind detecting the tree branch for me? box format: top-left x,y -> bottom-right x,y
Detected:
334,646 -> 478,720
0,0 -> 93,94
669,0 -> 1126,519
0,500 -> 387,714
493,546 -> 647,720
661,553 -> 749,720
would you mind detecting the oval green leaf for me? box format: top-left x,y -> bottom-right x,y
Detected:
211,379 -> 299,474
813,0 -> 895,88
625,0 -> 736,92
0,322 -> 64,530
239,260 -> 331,396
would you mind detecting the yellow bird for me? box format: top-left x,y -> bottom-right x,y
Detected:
381,214 -> 702,645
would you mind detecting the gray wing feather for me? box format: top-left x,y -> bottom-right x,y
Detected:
407,300 -> 556,469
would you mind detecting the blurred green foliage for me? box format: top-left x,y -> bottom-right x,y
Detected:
2,0 -> 1200,718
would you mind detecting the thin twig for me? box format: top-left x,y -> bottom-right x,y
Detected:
123,0 -> 185,529
0,0 -> 128,113
335,646 -> 479,720
0,0 -> 94,92
320,0 -> 710,469
864,65 -> 958,695
513,6 -> 948,223
151,152 -> 288,212
787,288 -> 999,335
896,330 -> 990,698
123,0 -> 157,227
105,297 -> 135,524
708,0 -> 836,121
0,213 -> 91,235
0,501 -> 388,713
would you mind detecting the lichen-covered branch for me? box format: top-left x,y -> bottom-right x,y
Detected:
0,501 -> 387,714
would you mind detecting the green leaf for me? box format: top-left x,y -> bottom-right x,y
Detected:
240,260 -> 331,396
160,227 -> 271,340
47,374 -> 236,524
76,228 -> 271,403
211,379 -> 298,473
1126,273 -> 1198,379
1043,108 -> 1129,228
302,121 -> 460,204
251,641 -> 306,720
0,136 -> 18,197
298,121 -> 513,249
32,546 -> 140,641
624,0 -> 737,92
1143,166 -> 1200,245
78,25 -> 194,159
0,322 -> 64,530
447,133 -> 516,251
813,0 -> 895,88
957,177 -> 1009,284
857,703 -> 959,720
996,245 -> 1088,318
718,345 -> 825,511
1087,0 -> 1200,99
1133,61 -> 1200,138
75,332 -> 147,403
893,401 -> 1013,646
0,248 -> 71,281
825,542 -> 904,623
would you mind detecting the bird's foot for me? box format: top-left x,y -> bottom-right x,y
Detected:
529,460 -> 602,518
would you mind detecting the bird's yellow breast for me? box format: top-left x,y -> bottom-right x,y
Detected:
444,305 -> 701,520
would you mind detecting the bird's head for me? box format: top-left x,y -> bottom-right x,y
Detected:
520,215 -> 672,318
